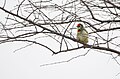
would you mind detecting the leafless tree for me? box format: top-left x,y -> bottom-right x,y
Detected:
0,0 -> 120,64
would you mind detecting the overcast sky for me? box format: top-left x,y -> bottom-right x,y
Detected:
0,0 -> 120,79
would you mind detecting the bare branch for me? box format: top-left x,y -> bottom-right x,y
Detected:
0,0 -> 120,65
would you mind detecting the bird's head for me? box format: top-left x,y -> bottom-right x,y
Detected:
77,23 -> 83,28
77,23 -> 83,32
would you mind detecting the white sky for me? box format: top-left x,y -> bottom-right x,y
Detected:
0,0 -> 120,79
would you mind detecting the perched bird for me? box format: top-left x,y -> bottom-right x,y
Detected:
77,23 -> 88,44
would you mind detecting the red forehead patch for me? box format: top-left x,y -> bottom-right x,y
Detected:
77,24 -> 81,27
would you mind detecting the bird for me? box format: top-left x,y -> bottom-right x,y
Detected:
76,23 -> 88,45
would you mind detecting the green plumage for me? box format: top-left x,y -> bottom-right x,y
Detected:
77,24 -> 88,44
